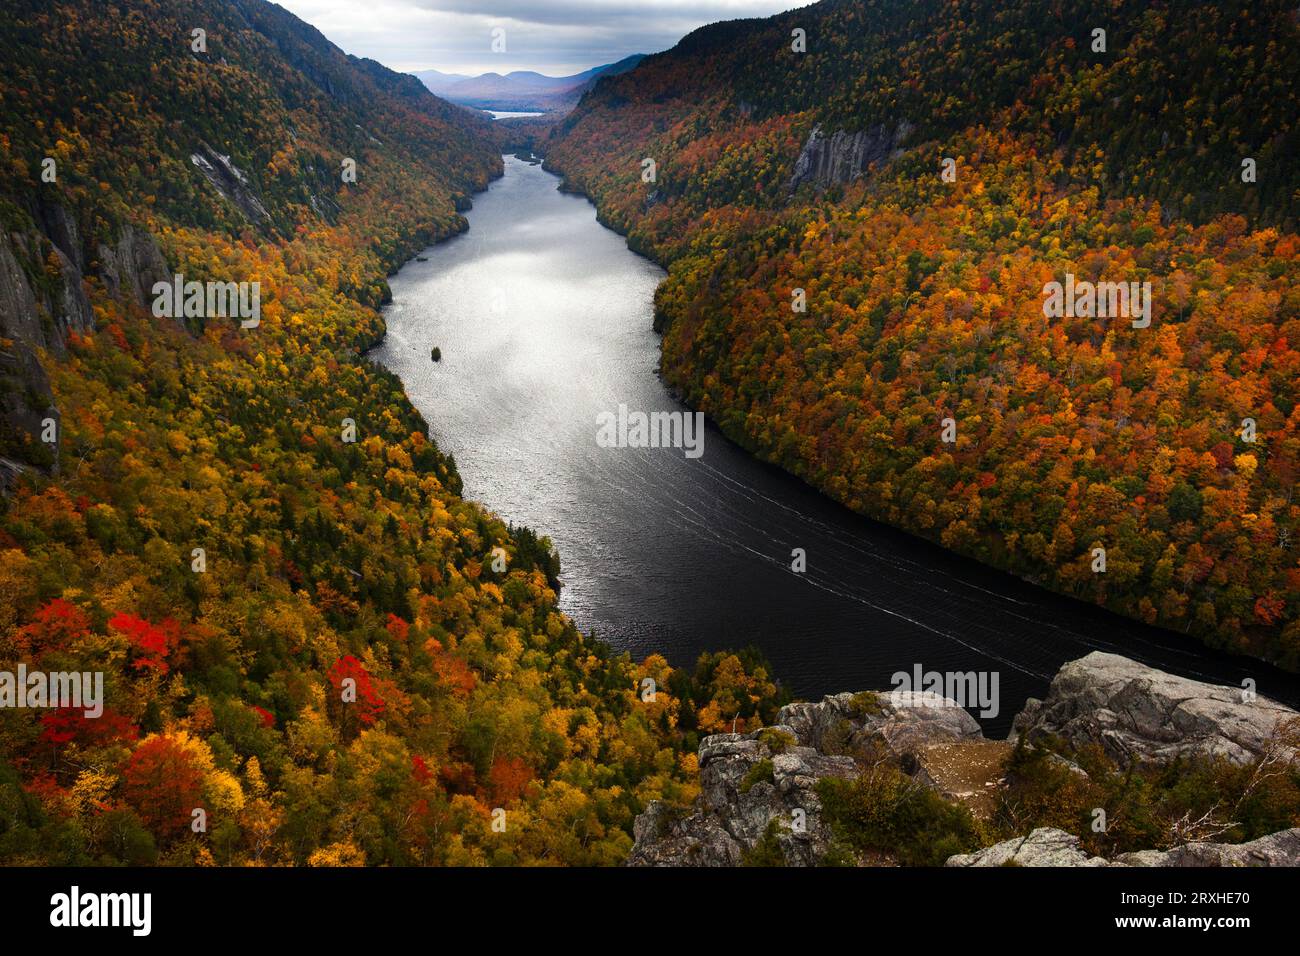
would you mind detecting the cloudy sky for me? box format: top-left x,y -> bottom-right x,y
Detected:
276,0 -> 815,77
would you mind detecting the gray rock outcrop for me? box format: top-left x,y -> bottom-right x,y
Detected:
0,218 -> 88,482
1010,652 -> 1298,767
628,691 -> 979,867
0,229 -> 92,355
629,726 -> 859,867
96,224 -> 170,311
945,827 -> 1112,867
788,121 -> 912,191
629,653 -> 1300,867
1116,828 -> 1300,867
778,690 -> 983,759
947,826 -> 1300,867
190,143 -> 272,227
0,204 -> 170,484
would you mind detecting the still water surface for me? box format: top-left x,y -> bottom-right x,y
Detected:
373,156 -> 1300,733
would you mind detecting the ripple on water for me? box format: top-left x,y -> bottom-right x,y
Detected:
371,156 -> 1300,735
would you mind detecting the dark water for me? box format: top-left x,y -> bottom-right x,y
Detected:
372,156 -> 1300,734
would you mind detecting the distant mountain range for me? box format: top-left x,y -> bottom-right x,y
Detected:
413,55 -> 646,113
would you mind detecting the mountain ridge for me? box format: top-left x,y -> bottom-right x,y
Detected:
415,54 -> 647,112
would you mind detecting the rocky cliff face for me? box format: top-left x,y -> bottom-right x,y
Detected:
0,204 -> 169,486
95,223 -> 171,311
787,121 -> 913,191
0,225 -> 92,356
627,653 -> 1300,867
190,143 -> 273,229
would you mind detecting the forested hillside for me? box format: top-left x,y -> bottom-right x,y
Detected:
0,0 -> 786,865
545,0 -> 1300,668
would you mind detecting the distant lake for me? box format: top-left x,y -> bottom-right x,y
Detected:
486,111 -> 547,119
372,155 -> 1300,734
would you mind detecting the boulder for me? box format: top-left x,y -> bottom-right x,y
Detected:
778,690 -> 983,760
1116,828 -> 1300,867
1010,652 -> 1299,767
947,826 -> 1300,868
945,827 -> 1112,867
693,726 -> 857,866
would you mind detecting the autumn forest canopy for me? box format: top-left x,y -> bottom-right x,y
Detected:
0,0 -> 1298,871
0,0 -> 786,865
543,0 -> 1300,668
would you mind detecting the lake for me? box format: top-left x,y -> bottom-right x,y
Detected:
371,155 -> 1300,734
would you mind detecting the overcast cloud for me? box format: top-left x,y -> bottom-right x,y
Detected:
275,0 -> 815,76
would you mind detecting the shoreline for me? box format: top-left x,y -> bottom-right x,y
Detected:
369,155 -> 1300,719
539,155 -> 1300,682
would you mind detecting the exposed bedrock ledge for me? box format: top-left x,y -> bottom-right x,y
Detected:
945,826 -> 1300,867
1010,651 -> 1299,767
627,652 -> 1300,867
627,690 -> 993,867
95,223 -> 171,312
190,142 -> 272,227
0,228 -> 92,356
787,120 -> 913,191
